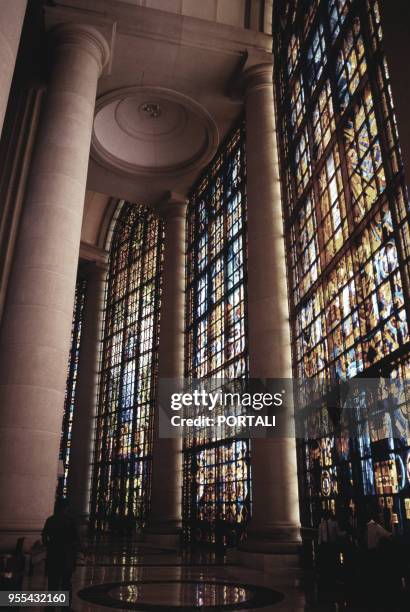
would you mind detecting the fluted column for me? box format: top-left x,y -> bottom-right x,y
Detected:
145,192 -> 188,545
68,262 -> 107,523
0,0 -> 27,139
0,24 -> 109,548
242,64 -> 301,554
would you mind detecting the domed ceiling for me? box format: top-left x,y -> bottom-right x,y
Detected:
92,87 -> 219,177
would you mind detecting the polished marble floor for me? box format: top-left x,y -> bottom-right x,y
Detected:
22,536 -> 408,611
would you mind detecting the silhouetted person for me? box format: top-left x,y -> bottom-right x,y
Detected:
42,499 -> 79,597
366,512 -> 392,550
363,511 -> 393,609
317,510 -> 343,583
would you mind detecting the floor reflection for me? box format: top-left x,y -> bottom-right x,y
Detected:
108,581 -> 250,606
79,578 -> 282,610
22,535 -> 410,611
79,536 -> 226,568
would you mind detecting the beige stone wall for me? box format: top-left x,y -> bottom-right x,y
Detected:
123,0 -> 259,30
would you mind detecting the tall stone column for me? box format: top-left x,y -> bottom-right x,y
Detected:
68,262 -> 107,524
242,64 -> 300,555
0,0 -> 27,139
0,24 -> 109,549
145,192 -> 188,546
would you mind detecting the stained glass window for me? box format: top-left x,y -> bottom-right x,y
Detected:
57,276 -> 87,500
184,121 -> 251,546
274,0 -> 410,536
91,202 -> 163,530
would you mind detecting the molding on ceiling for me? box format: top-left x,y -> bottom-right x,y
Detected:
91,85 -> 219,178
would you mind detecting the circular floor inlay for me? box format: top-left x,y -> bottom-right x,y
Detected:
78,579 -> 284,611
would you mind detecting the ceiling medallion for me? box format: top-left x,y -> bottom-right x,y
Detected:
92,86 -> 219,177
140,102 -> 161,118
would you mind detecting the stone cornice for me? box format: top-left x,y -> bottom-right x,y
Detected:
50,1 -> 271,59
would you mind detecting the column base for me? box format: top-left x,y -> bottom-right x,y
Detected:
228,524 -> 301,573
143,519 -> 181,550
240,524 -> 301,554
227,548 -> 302,581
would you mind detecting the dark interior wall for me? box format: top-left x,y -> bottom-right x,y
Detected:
380,0 -> 410,190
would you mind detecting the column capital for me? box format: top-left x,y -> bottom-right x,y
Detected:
242,63 -> 273,96
50,23 -> 110,76
157,191 -> 188,220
